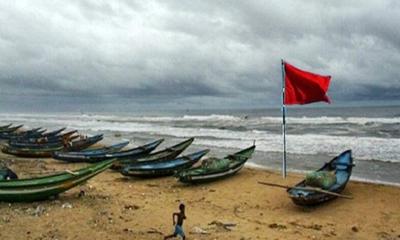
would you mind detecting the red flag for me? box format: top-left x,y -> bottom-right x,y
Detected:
284,61 -> 331,105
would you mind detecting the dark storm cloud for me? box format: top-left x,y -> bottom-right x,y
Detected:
0,0 -> 399,110
113,79 -> 222,98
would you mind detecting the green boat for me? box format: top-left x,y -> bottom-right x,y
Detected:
0,159 -> 114,202
177,145 -> 255,183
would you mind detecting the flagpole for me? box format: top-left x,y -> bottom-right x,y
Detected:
281,59 -> 287,178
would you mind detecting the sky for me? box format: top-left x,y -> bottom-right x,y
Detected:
1,0 -> 400,112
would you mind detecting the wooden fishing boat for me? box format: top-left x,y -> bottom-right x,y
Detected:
287,150 -> 354,206
0,132 -> 19,140
9,131 -> 80,149
25,127 -> 43,133
0,159 -> 114,202
22,128 -> 47,138
0,127 -> 41,140
64,134 -> 104,151
121,149 -> 209,177
12,129 -> 77,144
1,144 -> 64,158
111,138 -> 194,170
177,145 -> 255,183
61,141 -> 129,156
0,124 -> 12,130
42,127 -> 66,137
1,135 -> 104,158
0,133 -> 12,140
0,124 -> 23,133
7,135 -> 79,149
9,140 -> 65,149
11,127 -> 67,143
6,127 -> 42,137
53,139 -> 164,163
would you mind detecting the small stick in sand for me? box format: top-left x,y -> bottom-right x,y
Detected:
257,181 -> 353,199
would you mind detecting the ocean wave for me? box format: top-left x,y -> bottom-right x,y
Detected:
101,115 -> 400,125
181,114 -> 242,121
1,113 -> 399,163
349,177 -> 400,187
192,137 -> 400,163
260,116 -> 400,125
19,118 -> 397,163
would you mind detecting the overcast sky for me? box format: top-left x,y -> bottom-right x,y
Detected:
1,0 -> 399,112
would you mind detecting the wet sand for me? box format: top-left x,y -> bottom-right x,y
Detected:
0,151 -> 400,240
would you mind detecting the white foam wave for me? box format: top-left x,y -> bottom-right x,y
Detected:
181,114 -> 242,121
349,177 -> 400,187
260,116 -> 400,125
8,117 -> 396,162
1,113 -> 400,163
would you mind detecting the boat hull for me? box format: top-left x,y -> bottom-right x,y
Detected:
121,149 -> 209,178
180,164 -> 245,183
0,159 -> 114,202
287,150 -> 354,206
111,138 -> 194,170
53,139 -> 163,163
2,135 -> 104,158
177,145 -> 255,184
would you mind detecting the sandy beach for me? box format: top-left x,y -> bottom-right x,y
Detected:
0,150 -> 399,240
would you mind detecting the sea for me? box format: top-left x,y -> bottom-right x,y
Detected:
1,105 -> 399,186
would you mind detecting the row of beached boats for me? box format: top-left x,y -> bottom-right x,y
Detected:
0,123 -> 354,206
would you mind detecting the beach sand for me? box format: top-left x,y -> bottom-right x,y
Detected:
0,151 -> 399,240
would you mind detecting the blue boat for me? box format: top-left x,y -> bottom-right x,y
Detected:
9,139 -> 65,149
53,139 -> 163,163
111,138 -> 194,170
66,141 -> 129,155
1,127 -> 42,140
64,134 -> 104,152
43,127 -> 66,137
2,134 -> 105,158
287,150 -> 354,206
121,149 -> 209,177
1,127 -> 44,141
8,130 -> 78,148
54,141 -> 129,158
